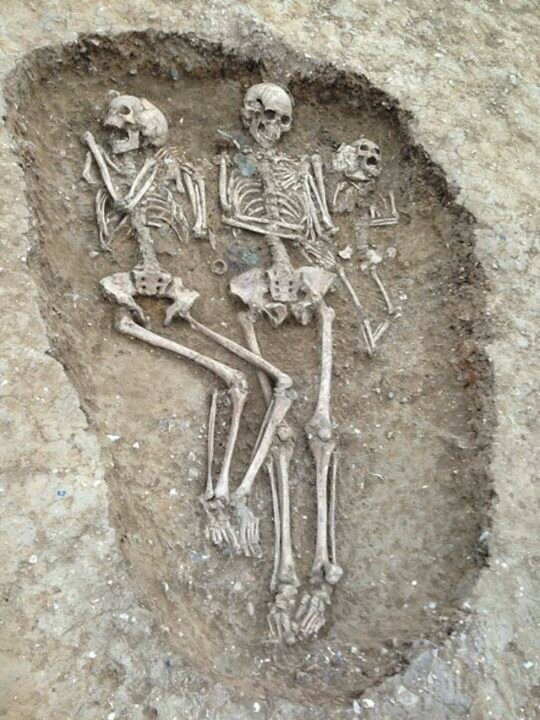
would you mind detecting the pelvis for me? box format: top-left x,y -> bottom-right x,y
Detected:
230,265 -> 335,326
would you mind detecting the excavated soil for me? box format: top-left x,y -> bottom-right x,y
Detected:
7,33 -> 494,707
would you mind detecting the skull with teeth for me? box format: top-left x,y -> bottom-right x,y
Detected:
103,95 -> 169,155
333,138 -> 382,182
241,83 -> 293,149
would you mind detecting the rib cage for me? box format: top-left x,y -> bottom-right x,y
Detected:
229,155 -> 310,233
98,147 -> 193,247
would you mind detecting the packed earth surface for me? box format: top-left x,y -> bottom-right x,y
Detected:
0,3 -> 538,720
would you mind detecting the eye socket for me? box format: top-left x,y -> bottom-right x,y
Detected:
374,147 -> 381,155
119,105 -> 132,115
359,143 -> 369,152
264,109 -> 276,120
281,115 -> 291,124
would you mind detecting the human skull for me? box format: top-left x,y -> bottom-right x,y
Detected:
103,95 -> 168,154
241,83 -> 293,148
333,138 -> 381,182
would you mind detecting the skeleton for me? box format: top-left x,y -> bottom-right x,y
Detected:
219,83 -> 343,642
330,138 -> 401,355
83,94 -> 296,558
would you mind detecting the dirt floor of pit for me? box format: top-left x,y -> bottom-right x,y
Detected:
7,35 -> 494,706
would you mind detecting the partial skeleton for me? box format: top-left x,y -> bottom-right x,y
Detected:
83,93 -> 295,559
330,138 -> 401,355
218,83 -> 344,642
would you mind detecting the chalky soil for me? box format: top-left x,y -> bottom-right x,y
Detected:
7,33 -> 493,707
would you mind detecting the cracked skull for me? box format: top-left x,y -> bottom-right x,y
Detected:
103,95 -> 169,154
242,83 -> 293,148
333,138 -> 382,182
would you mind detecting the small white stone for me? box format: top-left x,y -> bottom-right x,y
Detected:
253,702 -> 261,712
397,686 -> 419,706
362,698 -> 375,708
28,555 -> 38,564
338,245 -> 353,259
132,441 -> 140,449
106,434 -> 121,442
88,651 -> 97,659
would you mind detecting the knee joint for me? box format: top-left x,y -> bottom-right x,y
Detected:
305,414 -> 333,443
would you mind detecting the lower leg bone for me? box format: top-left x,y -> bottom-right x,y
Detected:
114,314 -> 248,554
298,302 -> 343,638
176,311 -> 294,555
205,390 -> 219,501
329,451 -> 338,567
213,383 -> 248,503
268,459 -> 281,592
238,313 -> 300,641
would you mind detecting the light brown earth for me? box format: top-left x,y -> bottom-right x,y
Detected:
0,3 -> 537,720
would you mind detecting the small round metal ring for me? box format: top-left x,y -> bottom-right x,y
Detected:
211,259 -> 228,276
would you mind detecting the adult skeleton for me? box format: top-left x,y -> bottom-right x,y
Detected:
219,84 -> 402,642
83,93 -> 294,558
218,83 -> 344,642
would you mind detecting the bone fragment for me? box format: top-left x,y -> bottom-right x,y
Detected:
329,451 -> 338,566
82,151 -> 97,185
213,381 -> 248,503
183,172 -> 199,234
126,158 -> 157,200
125,166 -> 158,211
373,318 -> 390,344
195,174 -> 208,236
83,132 -> 118,203
338,245 -> 353,260
310,154 -> 334,229
237,312 -> 273,404
267,459 -> 281,592
371,268 -> 395,314
205,390 -> 219,501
